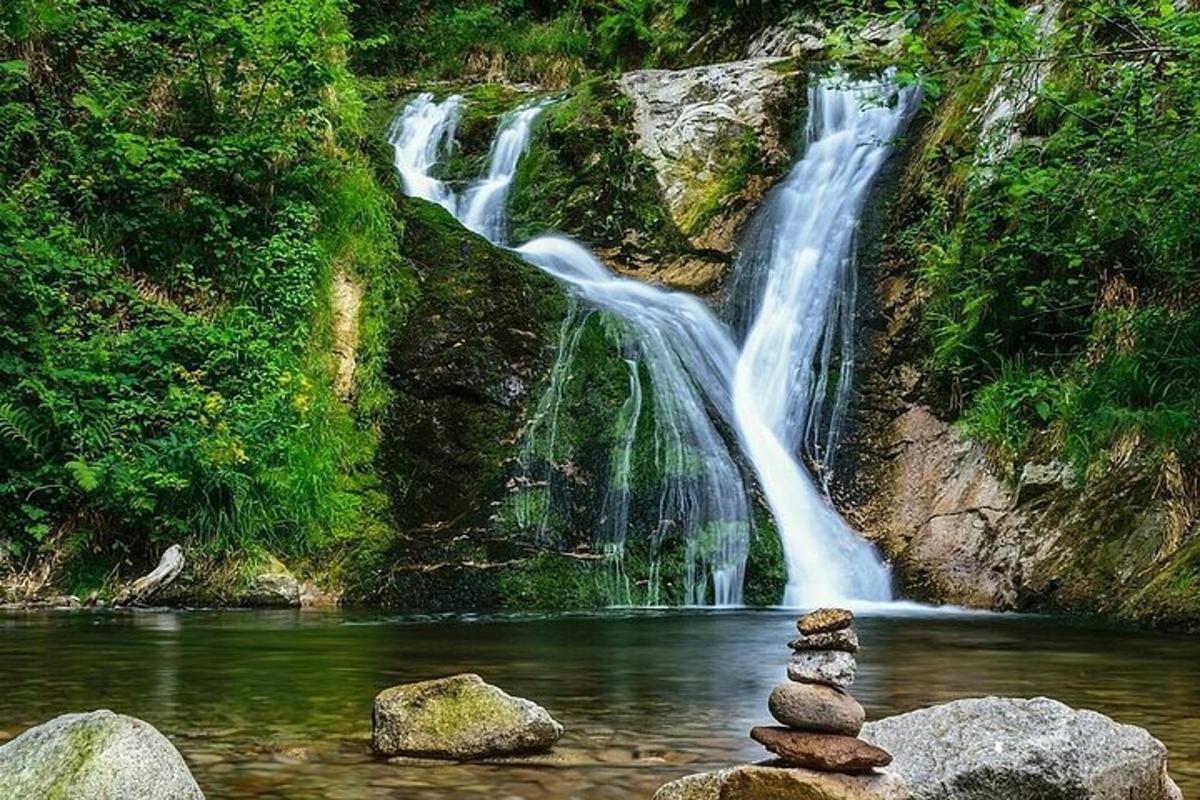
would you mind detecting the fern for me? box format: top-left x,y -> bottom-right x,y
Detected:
0,402 -> 44,457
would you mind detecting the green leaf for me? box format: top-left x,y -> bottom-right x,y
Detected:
66,459 -> 100,492
71,93 -> 107,120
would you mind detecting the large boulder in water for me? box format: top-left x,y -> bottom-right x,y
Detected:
372,673 -> 563,760
861,696 -> 1183,800
654,763 -> 908,800
0,710 -> 203,799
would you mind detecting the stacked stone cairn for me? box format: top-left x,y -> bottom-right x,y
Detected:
749,608 -> 893,774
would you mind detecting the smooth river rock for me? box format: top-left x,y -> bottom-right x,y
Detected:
790,627 -> 860,653
654,763 -> 908,800
861,696 -> 1184,800
0,710 -> 204,799
788,649 -> 858,688
751,726 -> 892,773
797,607 -> 854,634
769,682 -> 865,735
372,673 -> 563,760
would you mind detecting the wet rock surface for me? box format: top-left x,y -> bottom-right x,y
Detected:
790,627 -> 860,652
751,727 -> 892,773
372,673 -> 563,760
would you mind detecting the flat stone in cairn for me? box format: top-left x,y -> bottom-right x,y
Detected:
788,649 -> 857,688
769,682 -> 865,735
790,627 -> 859,653
751,726 -> 892,773
797,607 -> 853,635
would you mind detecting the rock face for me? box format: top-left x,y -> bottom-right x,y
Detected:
654,764 -> 908,800
751,727 -> 892,773
769,682 -> 865,735
0,710 -> 204,799
862,697 -> 1183,800
618,58 -> 800,250
372,674 -> 563,760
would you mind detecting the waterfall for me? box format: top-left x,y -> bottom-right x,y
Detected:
386,92 -> 462,214
728,74 -> 920,606
388,74 -> 916,607
387,93 -> 547,244
459,99 -> 552,242
515,237 -> 752,607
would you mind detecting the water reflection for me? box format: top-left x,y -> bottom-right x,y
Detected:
2,609 -> 1196,798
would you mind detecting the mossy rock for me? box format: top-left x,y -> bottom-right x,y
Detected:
0,710 -> 204,800
372,674 -> 563,760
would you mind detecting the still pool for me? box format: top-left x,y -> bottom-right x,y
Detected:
2,608 -> 1197,798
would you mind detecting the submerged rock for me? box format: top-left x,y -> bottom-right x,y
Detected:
655,763 -> 907,799
788,649 -> 858,688
0,710 -> 204,799
751,726 -> 892,773
769,682 -> 865,735
862,696 -> 1183,800
372,673 -> 563,760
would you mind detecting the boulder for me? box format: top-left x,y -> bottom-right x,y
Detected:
797,607 -> 854,634
372,673 -> 563,760
790,627 -> 860,653
0,710 -> 204,799
769,682 -> 865,735
788,649 -> 858,688
241,557 -> 300,607
751,726 -> 892,773
861,696 -> 1183,800
654,764 -> 908,800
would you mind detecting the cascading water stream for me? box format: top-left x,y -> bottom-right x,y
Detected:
459,99 -> 553,243
729,75 -> 920,606
388,74 -> 917,607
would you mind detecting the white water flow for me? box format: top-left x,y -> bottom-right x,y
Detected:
389,75 -> 916,607
730,75 -> 920,606
387,93 -> 547,244
386,92 -> 462,214
459,99 -> 552,242
516,237 -> 752,607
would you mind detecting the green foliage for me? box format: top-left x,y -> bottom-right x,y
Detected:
892,0 -> 1200,475
0,0 -> 404,570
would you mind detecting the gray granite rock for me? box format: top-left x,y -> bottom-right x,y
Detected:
862,696 -> 1183,800
788,649 -> 858,688
790,627 -> 860,653
0,710 -> 204,799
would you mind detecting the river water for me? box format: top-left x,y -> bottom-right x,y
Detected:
2,609 -> 1196,798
